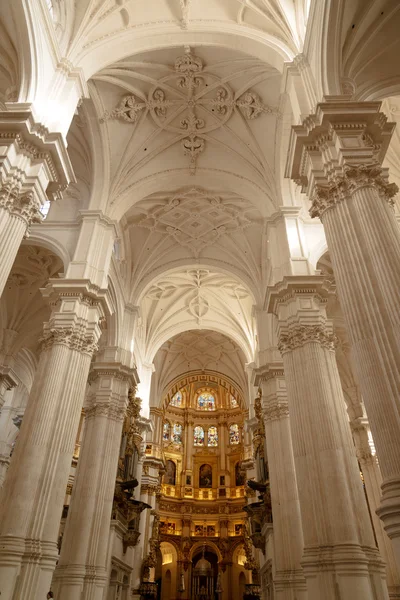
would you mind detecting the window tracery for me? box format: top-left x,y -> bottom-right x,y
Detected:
207,426 -> 218,447
194,426 -> 205,446
229,424 -> 240,445
197,392 -> 215,411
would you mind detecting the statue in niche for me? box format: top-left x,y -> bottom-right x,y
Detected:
235,462 -> 245,486
199,464 -> 212,488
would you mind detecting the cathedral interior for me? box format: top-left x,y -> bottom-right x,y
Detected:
1,1 -> 400,600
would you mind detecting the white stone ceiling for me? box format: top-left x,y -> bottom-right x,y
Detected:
151,329 -> 247,402
134,268 -> 256,367
123,186 -> 268,306
89,46 -> 284,219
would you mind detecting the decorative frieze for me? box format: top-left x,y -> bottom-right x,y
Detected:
311,164 -> 398,219
278,324 -> 337,354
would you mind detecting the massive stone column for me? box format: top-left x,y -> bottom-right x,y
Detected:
352,418 -> 400,600
0,111 -> 74,297
0,283 -> 106,600
268,277 -> 389,600
52,363 -> 138,600
254,364 -> 307,600
286,101 -> 400,561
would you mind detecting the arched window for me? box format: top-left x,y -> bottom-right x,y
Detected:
229,424 -> 240,445
207,426 -> 218,447
194,426 -> 204,446
197,391 -> 215,411
163,422 -> 170,442
170,391 -> 182,407
199,464 -> 212,488
172,423 -> 183,444
163,460 -> 176,485
230,394 -> 238,408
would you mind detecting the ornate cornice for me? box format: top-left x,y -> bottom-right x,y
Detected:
311,164 -> 398,219
278,325 -> 337,354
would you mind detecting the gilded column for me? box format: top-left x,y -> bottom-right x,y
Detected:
268,277 -> 389,600
286,102 -> 400,559
0,283 -> 104,600
53,364 -> 138,600
254,364 -> 307,600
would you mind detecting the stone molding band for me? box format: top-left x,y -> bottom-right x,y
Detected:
310,164 -> 399,219
85,402 -> 126,422
278,325 -> 337,354
263,401 -> 289,422
40,327 -> 99,355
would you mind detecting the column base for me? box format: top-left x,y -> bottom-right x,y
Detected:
274,568 -> 308,599
377,479 -> 400,554
0,536 -> 58,600
302,544 -> 389,600
53,564 -> 108,600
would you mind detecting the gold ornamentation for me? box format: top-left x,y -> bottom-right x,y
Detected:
311,164 -> 399,219
278,325 -> 337,354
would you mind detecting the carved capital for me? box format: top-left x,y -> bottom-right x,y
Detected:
85,401 -> 125,421
263,401 -> 289,422
40,327 -> 99,356
311,164 -> 398,219
278,325 -> 337,354
11,192 -> 42,228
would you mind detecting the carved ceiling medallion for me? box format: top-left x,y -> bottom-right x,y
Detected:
101,50 -> 273,174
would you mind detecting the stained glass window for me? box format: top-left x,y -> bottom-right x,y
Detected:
163,422 -> 170,442
207,426 -> 218,447
194,426 -> 205,446
172,423 -> 183,444
229,424 -> 240,445
230,395 -> 239,408
197,392 -> 215,411
170,391 -> 182,407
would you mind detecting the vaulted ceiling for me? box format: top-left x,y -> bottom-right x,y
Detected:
151,329 -> 247,404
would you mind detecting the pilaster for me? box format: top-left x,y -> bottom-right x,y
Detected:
254,364 -> 307,600
286,101 -> 400,566
53,362 -> 138,600
0,282 -> 108,600
268,275 -> 389,600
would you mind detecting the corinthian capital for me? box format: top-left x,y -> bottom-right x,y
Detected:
263,400 -> 289,422
278,324 -> 337,354
311,164 -> 398,219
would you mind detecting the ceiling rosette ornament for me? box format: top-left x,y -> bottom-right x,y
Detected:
100,50 -> 274,174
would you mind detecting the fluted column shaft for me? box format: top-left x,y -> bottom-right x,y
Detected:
286,102 -> 400,560
53,365 -> 136,600
255,365 -> 307,600
352,419 -> 400,599
0,286 -> 104,600
318,181 -> 400,553
268,279 -> 389,600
